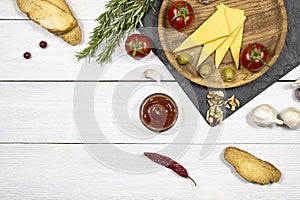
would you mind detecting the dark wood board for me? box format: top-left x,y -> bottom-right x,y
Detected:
140,0 -> 300,123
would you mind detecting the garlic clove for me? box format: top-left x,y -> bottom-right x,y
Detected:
292,79 -> 300,87
144,69 -> 162,82
279,107 -> 300,130
251,104 -> 283,127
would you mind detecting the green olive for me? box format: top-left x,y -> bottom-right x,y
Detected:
199,64 -> 212,79
177,53 -> 191,65
223,67 -> 235,82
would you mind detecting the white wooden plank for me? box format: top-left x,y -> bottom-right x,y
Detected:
0,20 -> 298,81
0,82 -> 299,143
1,1 -> 298,81
0,0 -> 107,19
0,21 -> 174,81
0,144 -> 299,199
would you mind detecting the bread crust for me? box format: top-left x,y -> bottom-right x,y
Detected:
17,0 -> 82,45
45,0 -> 82,45
57,25 -> 82,45
17,0 -> 76,34
224,146 -> 281,185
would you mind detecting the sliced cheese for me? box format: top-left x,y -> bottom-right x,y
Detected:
215,5 -> 246,68
215,27 -> 240,68
230,25 -> 244,69
173,6 -> 230,53
197,37 -> 227,67
197,5 -> 245,67
229,7 -> 245,69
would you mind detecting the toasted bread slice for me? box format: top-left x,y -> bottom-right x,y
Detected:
46,0 -> 70,11
224,147 -> 281,185
56,25 -> 82,45
57,26 -> 82,45
45,0 -> 82,45
17,0 -> 77,34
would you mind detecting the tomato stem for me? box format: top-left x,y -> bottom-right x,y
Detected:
171,3 -> 193,25
126,37 -> 145,57
247,45 -> 269,68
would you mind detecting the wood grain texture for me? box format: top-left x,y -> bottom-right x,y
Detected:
0,21 -> 174,81
158,0 -> 288,88
0,144 -> 300,199
0,6 -> 296,81
0,82 -> 299,144
0,0 -> 299,199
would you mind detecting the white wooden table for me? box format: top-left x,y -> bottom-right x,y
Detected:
1,1 -> 300,199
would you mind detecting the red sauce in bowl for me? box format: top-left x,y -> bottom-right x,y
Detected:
140,93 -> 178,132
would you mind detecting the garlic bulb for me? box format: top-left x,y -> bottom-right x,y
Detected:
251,104 -> 283,127
279,107 -> 300,130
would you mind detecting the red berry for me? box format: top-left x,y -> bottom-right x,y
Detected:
39,41 -> 48,49
23,52 -> 31,59
295,88 -> 300,101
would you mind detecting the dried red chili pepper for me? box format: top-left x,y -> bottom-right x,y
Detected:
144,152 -> 197,186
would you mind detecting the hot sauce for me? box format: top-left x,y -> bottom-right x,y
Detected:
140,93 -> 178,132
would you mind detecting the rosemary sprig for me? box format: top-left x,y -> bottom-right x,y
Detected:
76,0 -> 156,64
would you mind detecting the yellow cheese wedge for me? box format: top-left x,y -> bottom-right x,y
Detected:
173,6 -> 230,53
197,37 -> 227,67
197,5 -> 245,67
215,5 -> 246,68
230,25 -> 244,69
215,26 -> 240,68
222,5 -> 246,69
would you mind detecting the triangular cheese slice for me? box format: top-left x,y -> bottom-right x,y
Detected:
215,26 -> 241,68
197,37 -> 227,67
230,24 -> 244,69
197,5 -> 244,67
173,6 -> 230,53
215,5 -> 246,68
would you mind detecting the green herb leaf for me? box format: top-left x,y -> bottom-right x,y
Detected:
76,0 -> 156,64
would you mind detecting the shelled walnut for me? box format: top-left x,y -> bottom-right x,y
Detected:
206,91 -> 241,125
225,95 -> 240,111
207,91 -> 225,106
206,91 -> 225,125
206,106 -> 224,125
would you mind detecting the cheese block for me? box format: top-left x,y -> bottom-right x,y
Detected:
215,6 -> 246,68
198,5 -> 245,67
173,6 -> 230,53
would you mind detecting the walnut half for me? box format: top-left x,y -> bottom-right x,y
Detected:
206,91 -> 241,125
207,91 -> 225,107
225,95 -> 240,111
206,106 -> 224,125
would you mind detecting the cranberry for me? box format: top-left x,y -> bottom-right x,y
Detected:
294,88 -> 300,101
39,41 -> 48,49
23,52 -> 31,59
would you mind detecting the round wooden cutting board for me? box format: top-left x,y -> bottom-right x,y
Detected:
158,0 -> 287,88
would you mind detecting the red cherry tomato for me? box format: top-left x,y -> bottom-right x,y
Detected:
125,34 -> 152,60
168,1 -> 194,30
240,43 -> 269,72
